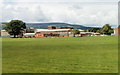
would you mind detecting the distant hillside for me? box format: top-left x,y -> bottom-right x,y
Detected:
1,22 -> 97,30
26,22 -> 94,30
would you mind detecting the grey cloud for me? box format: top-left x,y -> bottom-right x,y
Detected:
2,2 -> 118,27
2,4 -> 49,22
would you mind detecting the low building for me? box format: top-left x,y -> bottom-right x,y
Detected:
93,33 -> 101,36
23,33 -> 35,38
114,28 -> 120,36
26,27 -> 35,33
48,26 -> 56,29
0,30 -> 10,37
78,32 -> 101,37
23,27 -> 35,38
35,29 -> 71,37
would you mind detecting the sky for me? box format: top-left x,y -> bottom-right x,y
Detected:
0,0 -> 119,27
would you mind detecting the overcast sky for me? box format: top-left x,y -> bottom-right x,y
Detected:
1,0 -> 119,27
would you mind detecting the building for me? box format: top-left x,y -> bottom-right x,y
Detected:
34,26 -> 72,37
23,33 -> 35,38
48,26 -> 56,29
0,30 -> 10,37
78,32 -> 101,37
79,32 -> 94,37
26,27 -> 35,33
35,29 -> 71,37
114,28 -> 120,36
31,25 -> 101,37
22,27 -> 35,38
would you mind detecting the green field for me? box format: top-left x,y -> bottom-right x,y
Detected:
2,36 -> 118,73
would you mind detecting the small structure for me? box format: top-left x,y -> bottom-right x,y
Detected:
78,29 -> 84,32
23,33 -> 35,38
26,27 -> 35,33
93,33 -> 101,36
23,27 -> 35,38
78,32 -> 101,37
48,26 -> 56,30
114,28 -> 120,36
79,32 -> 94,37
0,30 -> 10,37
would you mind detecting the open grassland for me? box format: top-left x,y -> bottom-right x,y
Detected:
2,36 -> 118,73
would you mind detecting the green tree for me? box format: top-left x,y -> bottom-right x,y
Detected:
72,29 -> 80,37
89,28 -> 101,33
4,20 -> 26,38
100,24 -> 113,35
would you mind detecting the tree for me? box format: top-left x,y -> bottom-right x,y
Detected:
4,20 -> 26,38
72,29 -> 80,37
100,24 -> 113,35
88,28 -> 101,33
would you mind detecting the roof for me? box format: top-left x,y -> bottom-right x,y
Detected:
39,32 -> 60,34
24,33 -> 35,36
35,29 -> 70,32
80,32 -> 94,34
1,30 -> 6,32
80,32 -> 100,35
78,29 -> 84,31
93,33 -> 100,35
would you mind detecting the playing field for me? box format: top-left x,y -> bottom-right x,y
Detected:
2,36 -> 118,73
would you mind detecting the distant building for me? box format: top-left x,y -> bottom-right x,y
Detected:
114,28 -> 120,36
35,29 -> 71,37
79,32 -> 94,37
78,32 -> 101,37
26,27 -> 35,33
48,26 -> 56,30
0,30 -> 10,37
23,27 -> 35,38
23,33 -> 35,38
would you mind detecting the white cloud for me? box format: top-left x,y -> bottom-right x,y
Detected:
2,0 -> 119,2
2,2 -> 118,27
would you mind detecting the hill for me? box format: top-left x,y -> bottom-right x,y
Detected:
1,22 -> 98,30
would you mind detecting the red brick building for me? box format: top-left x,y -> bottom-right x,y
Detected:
35,29 -> 71,37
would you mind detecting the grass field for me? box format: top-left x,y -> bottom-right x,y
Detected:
2,36 -> 118,73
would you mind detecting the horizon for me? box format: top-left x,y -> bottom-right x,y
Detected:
1,21 -> 118,28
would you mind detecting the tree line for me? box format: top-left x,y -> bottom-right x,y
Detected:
85,24 -> 115,35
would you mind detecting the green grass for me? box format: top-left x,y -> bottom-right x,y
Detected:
2,36 -> 118,73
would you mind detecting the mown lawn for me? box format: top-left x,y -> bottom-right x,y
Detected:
2,36 -> 118,73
